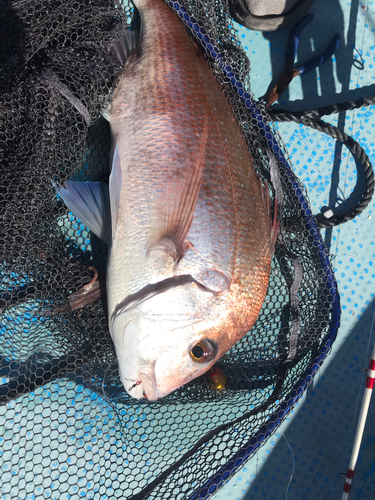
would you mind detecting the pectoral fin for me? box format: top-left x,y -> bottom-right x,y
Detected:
148,115 -> 209,261
110,30 -> 139,66
53,180 -> 111,244
109,144 -> 123,238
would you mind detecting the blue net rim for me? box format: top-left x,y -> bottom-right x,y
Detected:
163,4 -> 341,499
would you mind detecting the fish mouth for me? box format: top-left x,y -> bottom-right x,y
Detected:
139,363 -> 159,401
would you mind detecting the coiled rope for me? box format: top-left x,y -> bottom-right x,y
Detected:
268,95 -> 375,228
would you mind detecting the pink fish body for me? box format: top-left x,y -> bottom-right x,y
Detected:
57,0 -> 276,400
106,0 -> 275,400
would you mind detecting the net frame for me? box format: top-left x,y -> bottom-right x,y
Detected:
0,1 -> 341,499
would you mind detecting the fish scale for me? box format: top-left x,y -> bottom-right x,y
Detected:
108,0 -> 270,298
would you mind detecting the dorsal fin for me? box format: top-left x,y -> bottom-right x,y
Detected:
102,31 -> 139,122
109,144 -> 123,239
110,30 -> 139,66
148,115 -> 209,261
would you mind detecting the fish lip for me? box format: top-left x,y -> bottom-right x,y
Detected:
139,363 -> 159,401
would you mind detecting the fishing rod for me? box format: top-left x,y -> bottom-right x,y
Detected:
341,334 -> 375,499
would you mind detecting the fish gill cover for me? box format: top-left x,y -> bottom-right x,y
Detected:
0,0 -> 339,499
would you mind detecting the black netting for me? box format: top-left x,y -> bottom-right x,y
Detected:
0,1 -> 340,499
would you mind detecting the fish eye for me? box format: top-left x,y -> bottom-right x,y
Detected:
190,339 -> 217,364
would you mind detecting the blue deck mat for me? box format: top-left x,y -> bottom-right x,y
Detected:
214,1 -> 375,499
1,1 -> 374,499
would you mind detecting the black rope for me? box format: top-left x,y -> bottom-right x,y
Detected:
269,94 -> 375,121
267,96 -> 375,228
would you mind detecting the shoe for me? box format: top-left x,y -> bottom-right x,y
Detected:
228,0 -> 315,31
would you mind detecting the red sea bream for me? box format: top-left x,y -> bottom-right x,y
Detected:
57,0 -> 277,400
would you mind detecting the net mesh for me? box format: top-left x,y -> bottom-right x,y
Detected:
0,1 -> 339,499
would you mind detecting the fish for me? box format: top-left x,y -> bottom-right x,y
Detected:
55,0 -> 278,401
